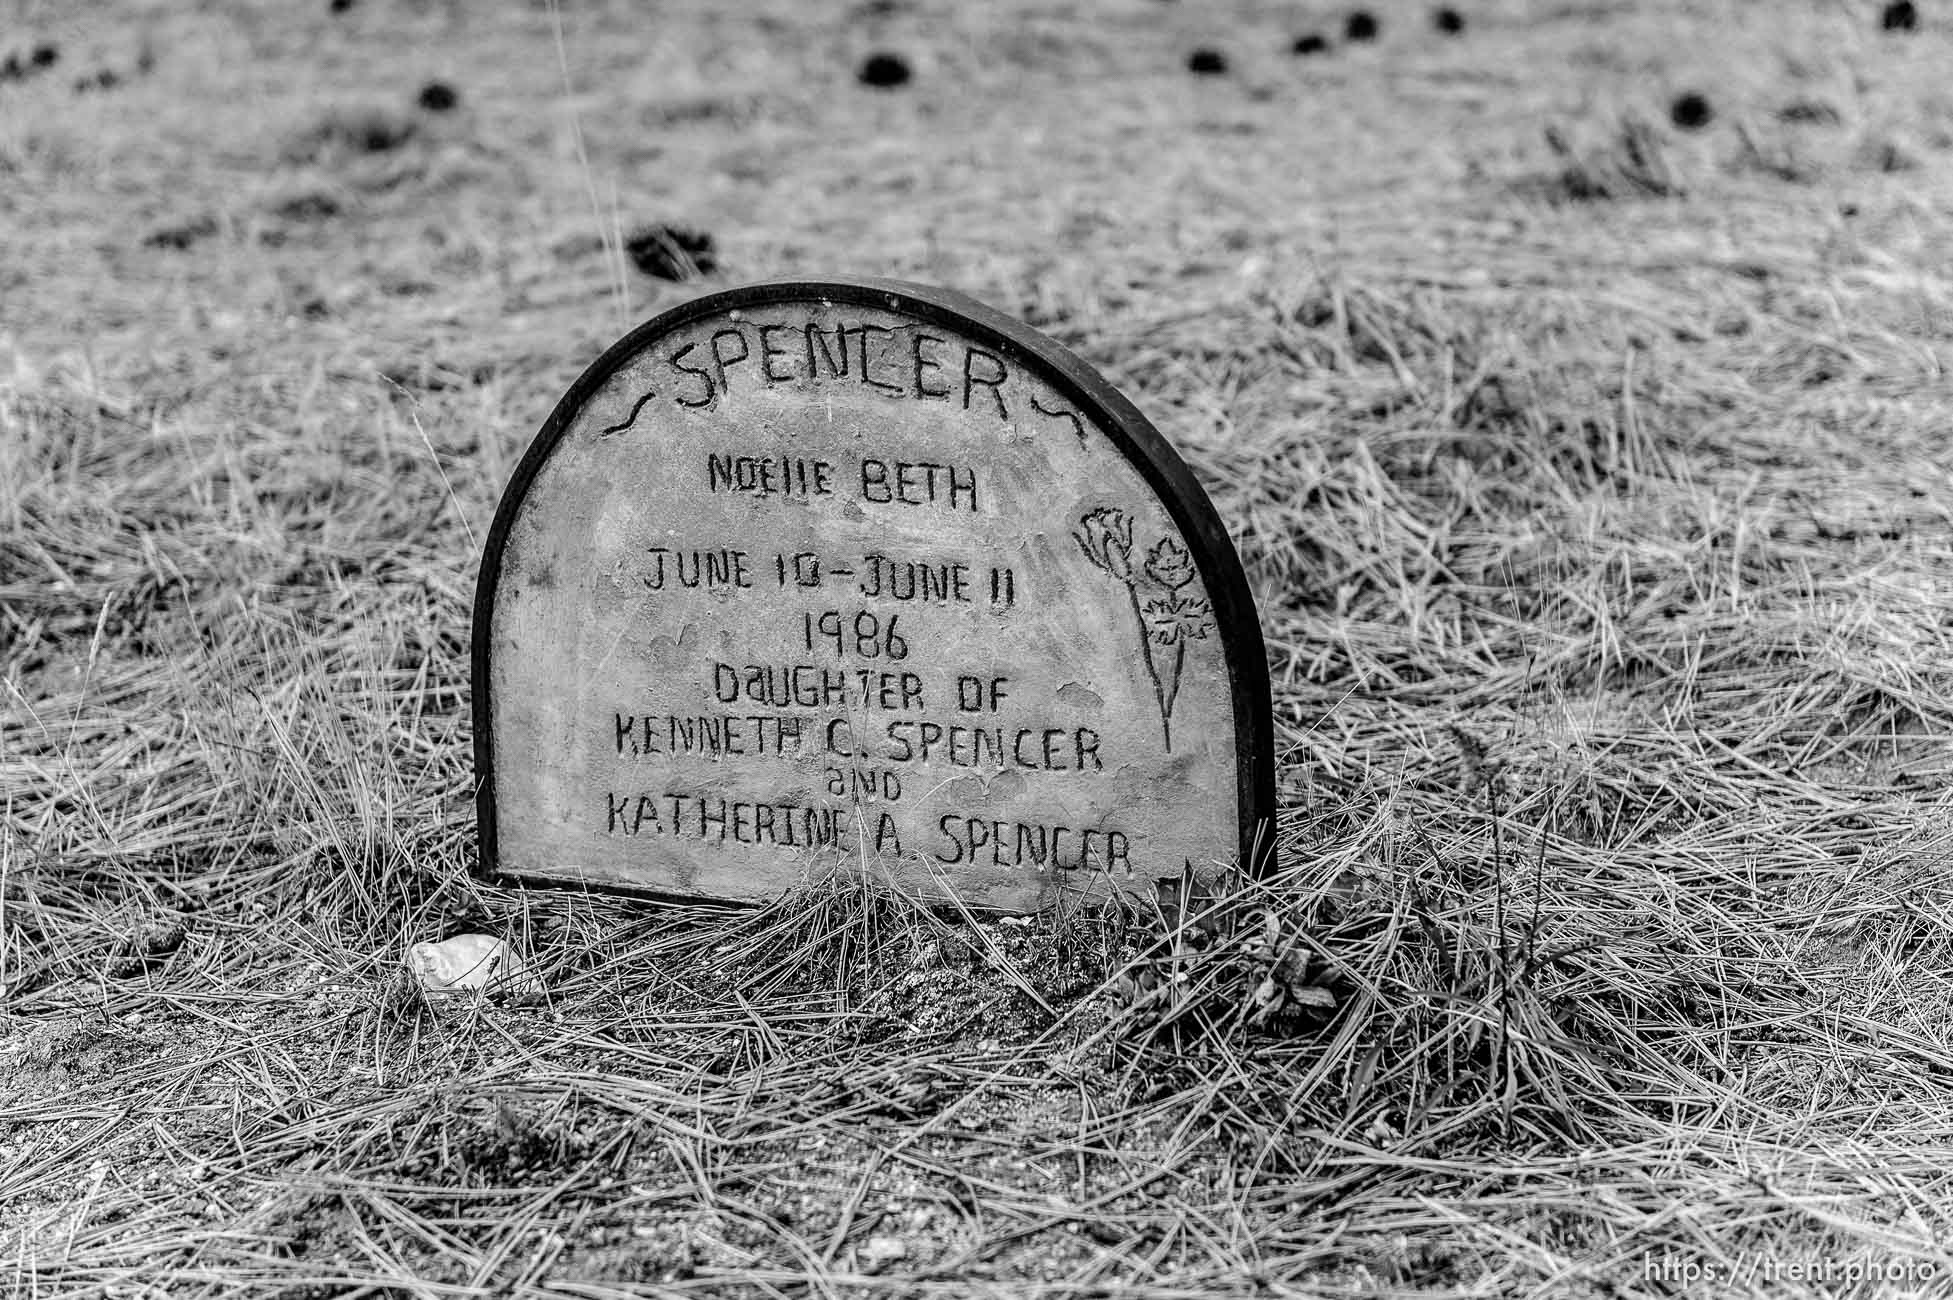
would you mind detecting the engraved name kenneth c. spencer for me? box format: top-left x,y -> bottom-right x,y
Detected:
473,278 -> 1274,912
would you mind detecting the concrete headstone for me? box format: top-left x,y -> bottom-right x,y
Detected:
474,278 -> 1273,911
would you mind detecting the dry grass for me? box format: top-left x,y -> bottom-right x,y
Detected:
6,0 -> 1953,1294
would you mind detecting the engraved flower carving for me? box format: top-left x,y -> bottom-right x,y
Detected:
1144,537 -> 1196,590
1075,508 -> 1214,753
1073,507 -> 1135,584
1144,592 -> 1213,647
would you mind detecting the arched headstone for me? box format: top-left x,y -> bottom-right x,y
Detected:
474,278 -> 1274,911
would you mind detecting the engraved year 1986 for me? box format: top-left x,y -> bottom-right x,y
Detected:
802,609 -> 909,660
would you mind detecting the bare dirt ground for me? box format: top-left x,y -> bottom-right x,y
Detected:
5,0 -> 1953,1295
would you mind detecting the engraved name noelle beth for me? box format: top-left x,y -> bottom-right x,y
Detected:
476,279 -> 1270,909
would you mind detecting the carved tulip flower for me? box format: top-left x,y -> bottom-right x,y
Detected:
1073,507 -> 1135,584
1074,509 -> 1217,754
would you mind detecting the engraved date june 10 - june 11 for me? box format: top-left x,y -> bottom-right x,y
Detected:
642,546 -> 1016,608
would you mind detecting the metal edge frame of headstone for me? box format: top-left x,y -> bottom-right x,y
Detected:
470,275 -> 1277,908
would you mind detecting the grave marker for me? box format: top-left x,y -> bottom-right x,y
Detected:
473,278 -> 1274,911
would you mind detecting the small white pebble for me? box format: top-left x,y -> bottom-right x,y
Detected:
405,934 -> 538,994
